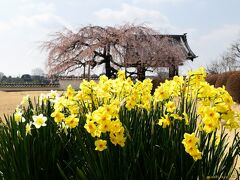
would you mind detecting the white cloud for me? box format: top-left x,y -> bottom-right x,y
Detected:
0,1 -> 72,32
0,1 -> 75,76
94,3 -> 175,32
0,13 -> 73,32
195,24 -> 240,62
198,24 -> 240,47
18,2 -> 56,14
180,24 -> 240,74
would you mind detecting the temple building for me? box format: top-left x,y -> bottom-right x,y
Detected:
124,33 -> 197,79
165,34 -> 197,77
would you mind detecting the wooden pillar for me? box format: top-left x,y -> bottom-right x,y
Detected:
175,66 -> 179,76
137,65 -> 146,81
169,64 -> 174,78
169,64 -> 178,78
83,63 -> 86,78
88,63 -> 91,81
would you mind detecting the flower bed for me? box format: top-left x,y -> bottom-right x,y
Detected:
0,68 -> 239,179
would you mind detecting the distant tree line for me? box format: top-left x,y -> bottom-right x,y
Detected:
0,74 -> 52,84
0,68 -> 60,84
0,72 -> 101,84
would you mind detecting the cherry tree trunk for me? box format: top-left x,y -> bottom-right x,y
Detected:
169,65 -> 179,78
105,56 -> 112,78
137,65 -> 146,81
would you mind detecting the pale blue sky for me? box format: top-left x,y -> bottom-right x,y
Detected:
0,0 -> 239,76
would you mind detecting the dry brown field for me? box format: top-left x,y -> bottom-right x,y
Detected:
0,91 -> 50,119
0,91 -> 239,177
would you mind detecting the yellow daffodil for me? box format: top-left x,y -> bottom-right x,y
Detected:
170,113 -> 182,121
203,107 -> 220,120
203,118 -> 219,133
182,112 -> 189,125
64,115 -> 79,128
54,96 -> 68,111
110,130 -> 126,147
48,90 -> 59,99
190,149 -> 202,161
154,86 -> 170,102
158,114 -> 171,128
182,133 -> 199,147
14,111 -> 25,124
24,68 -> 240,156
65,85 -> 75,99
182,133 -> 202,161
84,120 -> 97,135
51,111 -> 64,123
166,101 -> 176,113
210,134 -> 220,147
20,95 -> 29,106
25,123 -> 32,135
95,139 -> 107,151
117,70 -> 126,80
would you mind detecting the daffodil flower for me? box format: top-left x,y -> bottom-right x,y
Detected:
32,114 -> 47,129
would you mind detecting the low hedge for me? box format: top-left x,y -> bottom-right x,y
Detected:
215,72 -> 234,88
206,71 -> 240,103
205,74 -> 218,86
226,71 -> 240,103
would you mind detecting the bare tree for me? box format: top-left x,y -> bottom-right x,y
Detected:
206,59 -> 221,74
207,38 -> 240,74
207,53 -> 237,74
43,24 -> 187,80
230,39 -> 240,64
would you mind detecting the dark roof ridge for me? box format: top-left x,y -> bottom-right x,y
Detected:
152,33 -> 197,60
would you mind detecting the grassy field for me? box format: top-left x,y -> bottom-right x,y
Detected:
0,90 -> 239,176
